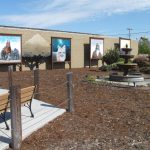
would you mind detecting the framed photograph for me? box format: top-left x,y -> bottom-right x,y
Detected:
0,34 -> 22,64
51,37 -> 71,62
119,37 -> 131,54
90,38 -> 104,60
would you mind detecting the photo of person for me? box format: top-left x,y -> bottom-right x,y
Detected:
52,38 -> 71,62
92,43 -> 102,59
90,38 -> 104,60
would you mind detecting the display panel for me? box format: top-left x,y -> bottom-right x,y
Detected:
90,38 -> 104,60
120,38 -> 131,54
51,37 -> 71,62
0,34 -> 22,63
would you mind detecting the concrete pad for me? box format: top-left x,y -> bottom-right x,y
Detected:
95,78 -> 150,87
0,99 -> 66,150
0,89 -> 9,95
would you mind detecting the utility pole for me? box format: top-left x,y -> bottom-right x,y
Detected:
127,28 -> 133,39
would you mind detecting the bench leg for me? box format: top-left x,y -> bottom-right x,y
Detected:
4,113 -> 9,130
29,104 -> 34,118
24,102 -> 34,118
0,113 -> 9,130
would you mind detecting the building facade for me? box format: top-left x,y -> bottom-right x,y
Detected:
0,26 -> 138,71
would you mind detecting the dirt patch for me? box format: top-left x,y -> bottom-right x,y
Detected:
1,68 -> 149,150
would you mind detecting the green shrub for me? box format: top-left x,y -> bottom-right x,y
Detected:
118,58 -> 125,63
99,65 -> 107,71
138,37 -> 150,54
85,74 -> 96,81
99,63 -> 119,71
102,48 -> 120,65
110,63 -> 119,70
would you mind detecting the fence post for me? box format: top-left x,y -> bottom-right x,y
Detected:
8,65 -> 13,89
34,68 -> 39,99
8,66 -> 22,150
9,85 -> 22,150
66,72 -> 74,112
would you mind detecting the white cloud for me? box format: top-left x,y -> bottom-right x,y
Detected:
0,0 -> 150,28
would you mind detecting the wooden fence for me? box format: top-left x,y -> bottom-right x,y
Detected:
4,66 -> 74,150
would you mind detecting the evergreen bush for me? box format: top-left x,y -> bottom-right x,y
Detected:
102,48 -> 120,65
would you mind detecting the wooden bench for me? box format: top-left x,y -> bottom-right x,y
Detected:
21,85 -> 36,118
0,93 -> 10,130
0,85 -> 36,130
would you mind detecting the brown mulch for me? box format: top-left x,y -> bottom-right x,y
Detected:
1,68 -> 149,150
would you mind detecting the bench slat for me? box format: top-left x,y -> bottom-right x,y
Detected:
21,96 -> 32,103
0,103 -> 8,111
0,93 -> 9,100
21,91 -> 34,99
0,100 -> 8,106
21,86 -> 35,93
21,86 -> 35,103
0,93 -> 9,112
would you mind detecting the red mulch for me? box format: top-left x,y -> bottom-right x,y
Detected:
1,68 -> 149,150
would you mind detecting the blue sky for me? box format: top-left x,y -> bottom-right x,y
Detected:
0,0 -> 150,40
0,35 -> 20,43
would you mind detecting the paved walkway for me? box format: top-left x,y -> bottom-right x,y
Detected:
0,99 -> 66,150
95,78 -> 150,87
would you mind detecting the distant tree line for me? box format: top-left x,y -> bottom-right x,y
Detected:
138,37 -> 150,54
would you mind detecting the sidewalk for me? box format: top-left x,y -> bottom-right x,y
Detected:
0,99 -> 66,150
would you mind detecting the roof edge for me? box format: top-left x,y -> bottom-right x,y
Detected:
0,25 -> 105,37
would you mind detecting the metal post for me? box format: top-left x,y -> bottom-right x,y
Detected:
127,28 -> 133,39
34,68 -> 39,99
10,85 -> 22,150
66,72 -> 74,112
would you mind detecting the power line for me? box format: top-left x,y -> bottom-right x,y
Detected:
105,30 -> 150,37
131,31 -> 150,35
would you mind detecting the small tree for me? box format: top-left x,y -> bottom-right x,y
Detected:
138,37 -> 150,54
102,48 -> 120,65
22,55 -> 46,70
